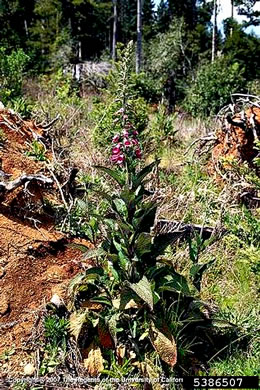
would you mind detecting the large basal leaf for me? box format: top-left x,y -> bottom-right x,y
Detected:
149,323 -> 177,367
94,166 -> 125,186
128,276 -> 153,311
112,198 -> 128,219
190,259 -> 215,291
84,346 -> 104,376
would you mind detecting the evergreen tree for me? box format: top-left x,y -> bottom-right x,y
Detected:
142,0 -> 155,39
234,0 -> 260,26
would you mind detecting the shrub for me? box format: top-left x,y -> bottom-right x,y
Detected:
183,57 -> 245,117
0,48 -> 29,104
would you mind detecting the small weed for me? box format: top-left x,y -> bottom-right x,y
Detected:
26,140 -> 47,161
39,315 -> 69,375
0,347 -> 15,361
0,129 -> 6,144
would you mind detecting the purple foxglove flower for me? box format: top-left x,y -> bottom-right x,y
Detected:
112,146 -> 121,155
135,148 -> 142,159
124,139 -> 131,147
111,154 -> 119,162
112,134 -> 120,143
132,139 -> 138,145
117,154 -> 125,164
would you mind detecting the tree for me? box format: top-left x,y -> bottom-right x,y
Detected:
212,0 -> 217,62
142,0 -> 155,39
136,0 -> 142,73
223,20 -> 260,81
234,0 -> 260,26
112,0 -> 117,60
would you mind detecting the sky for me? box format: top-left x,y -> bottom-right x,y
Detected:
153,0 -> 260,36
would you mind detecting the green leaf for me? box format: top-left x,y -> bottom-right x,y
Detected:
112,198 -> 128,219
128,276 -> 153,311
68,243 -> 89,253
68,268 -> 104,295
108,313 -> 122,344
133,202 -> 157,233
190,259 -> 215,291
119,287 -> 139,310
134,232 -> 152,257
158,271 -> 190,295
82,247 -> 106,260
133,160 -> 159,189
93,190 -> 114,206
151,231 -> 186,259
94,166 -> 125,186
90,296 -> 112,307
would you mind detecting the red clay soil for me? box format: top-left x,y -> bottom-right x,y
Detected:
211,106 -> 260,169
0,110 -> 90,378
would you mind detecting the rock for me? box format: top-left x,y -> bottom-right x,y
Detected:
50,293 -> 62,308
24,363 -> 35,376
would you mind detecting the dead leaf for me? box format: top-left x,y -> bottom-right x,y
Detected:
116,344 -> 126,359
149,323 -> 177,367
98,322 -> 114,349
69,311 -> 88,341
82,300 -> 103,310
84,347 -> 104,376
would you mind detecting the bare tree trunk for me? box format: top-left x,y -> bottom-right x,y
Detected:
24,19 -> 28,37
230,0 -> 234,35
78,25 -> 82,61
112,0 -> 117,61
136,0 -> 142,73
211,0 -> 217,63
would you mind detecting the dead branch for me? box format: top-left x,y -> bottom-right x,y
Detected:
185,134 -> 217,155
155,219 -> 227,240
0,174 -> 52,194
40,114 -> 60,130
46,165 -> 69,211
